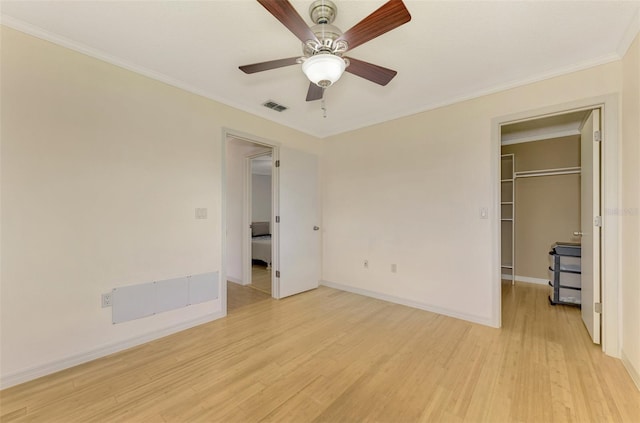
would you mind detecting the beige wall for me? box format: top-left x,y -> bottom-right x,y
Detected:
502,136 -> 581,280
0,27 -> 321,387
321,60 -> 621,326
620,32 -> 640,388
503,136 -> 581,170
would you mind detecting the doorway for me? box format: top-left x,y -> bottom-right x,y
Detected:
225,135 -> 276,311
222,129 -> 322,314
248,152 -> 273,296
493,99 -> 619,356
501,111 -> 587,285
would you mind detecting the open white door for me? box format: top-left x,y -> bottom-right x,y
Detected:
277,147 -> 320,298
580,109 -> 601,344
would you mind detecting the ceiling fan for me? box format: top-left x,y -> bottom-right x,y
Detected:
239,0 -> 411,102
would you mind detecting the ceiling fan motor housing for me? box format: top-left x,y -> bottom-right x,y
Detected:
303,23 -> 344,56
304,1 -> 346,57
309,0 -> 337,24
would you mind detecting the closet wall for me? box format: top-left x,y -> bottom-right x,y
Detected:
502,135 -> 581,281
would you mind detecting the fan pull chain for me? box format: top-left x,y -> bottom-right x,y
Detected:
321,97 -> 327,118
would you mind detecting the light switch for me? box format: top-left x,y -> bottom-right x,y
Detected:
195,208 -> 208,219
480,207 -> 488,219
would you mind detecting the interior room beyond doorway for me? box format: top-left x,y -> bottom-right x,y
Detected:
226,136 -> 274,309
250,153 -> 273,295
502,134 -> 582,285
499,109 -> 597,340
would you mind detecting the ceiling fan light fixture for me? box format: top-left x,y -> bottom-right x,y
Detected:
302,54 -> 346,88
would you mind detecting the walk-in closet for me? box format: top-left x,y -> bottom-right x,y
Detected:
501,135 -> 581,285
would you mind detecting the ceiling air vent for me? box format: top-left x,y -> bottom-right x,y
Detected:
263,100 -> 288,112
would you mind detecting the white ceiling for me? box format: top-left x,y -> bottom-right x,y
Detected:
2,1 -> 639,138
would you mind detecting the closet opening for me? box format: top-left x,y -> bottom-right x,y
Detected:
499,108 -> 603,343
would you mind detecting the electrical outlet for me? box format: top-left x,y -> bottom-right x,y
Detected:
364,260 -> 369,269
101,293 -> 112,308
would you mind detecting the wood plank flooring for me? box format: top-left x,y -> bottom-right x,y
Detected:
1,281 -> 639,422
227,281 -> 270,312
250,263 -> 271,295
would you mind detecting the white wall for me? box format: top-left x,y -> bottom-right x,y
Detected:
252,174 -> 272,223
620,31 -> 640,388
321,61 -> 622,326
0,27 -> 322,388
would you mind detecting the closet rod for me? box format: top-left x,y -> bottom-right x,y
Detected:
515,166 -> 581,179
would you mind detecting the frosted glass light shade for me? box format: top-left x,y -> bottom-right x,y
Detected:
302,54 -> 346,88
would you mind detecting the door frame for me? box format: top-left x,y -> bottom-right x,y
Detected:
244,151 -> 275,292
491,94 -> 620,357
221,128 -> 280,316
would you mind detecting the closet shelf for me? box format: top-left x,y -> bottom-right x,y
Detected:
515,166 -> 580,178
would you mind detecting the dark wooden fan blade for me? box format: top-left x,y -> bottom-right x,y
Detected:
344,57 -> 397,86
257,0 -> 319,44
337,0 -> 411,51
306,82 -> 324,101
239,57 -> 300,74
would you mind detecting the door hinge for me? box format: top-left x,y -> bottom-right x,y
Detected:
594,215 -> 602,227
275,216 -> 280,223
594,302 -> 602,313
275,270 -> 280,278
275,160 -> 280,168
594,130 -> 601,142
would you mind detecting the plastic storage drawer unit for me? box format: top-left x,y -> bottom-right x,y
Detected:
548,254 -> 581,273
552,242 -> 581,257
557,288 -> 581,305
548,243 -> 581,306
547,268 -> 581,289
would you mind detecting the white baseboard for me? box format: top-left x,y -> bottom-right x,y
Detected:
0,311 -> 225,390
320,280 -> 495,328
621,349 -> 640,391
516,275 -> 549,285
227,276 -> 245,285
502,274 -> 548,285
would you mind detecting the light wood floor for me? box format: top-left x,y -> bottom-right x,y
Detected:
1,281 -> 639,422
250,263 -> 271,295
226,264 -> 271,312
227,281 -> 270,312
